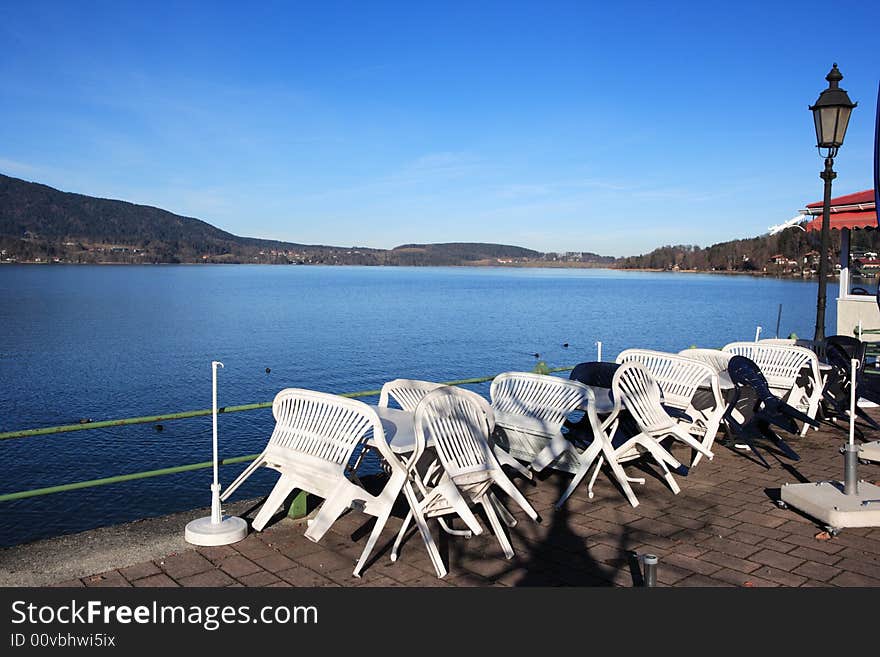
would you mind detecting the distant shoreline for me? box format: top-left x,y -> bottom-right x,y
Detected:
0,259 -> 837,280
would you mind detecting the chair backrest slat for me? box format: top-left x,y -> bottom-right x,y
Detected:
616,349 -> 715,410
490,372 -> 592,428
379,378 -> 446,411
414,387 -> 496,477
612,362 -> 672,431
721,342 -> 818,391
678,348 -> 732,374
269,388 -> 377,466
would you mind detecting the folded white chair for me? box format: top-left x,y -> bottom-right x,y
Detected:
616,349 -> 725,467
490,371 -> 593,476
721,342 -> 824,436
395,386 -> 540,563
220,388 -> 409,577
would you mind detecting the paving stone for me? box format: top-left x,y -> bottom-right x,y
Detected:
787,546 -> 843,566
276,566 -> 339,587
251,551 -> 297,574
749,549 -> 805,572
158,551 -> 215,579
83,570 -> 131,587
294,549 -> 354,574
218,554 -> 262,578
792,561 -> 841,582
238,571 -> 283,586
196,545 -> 239,563
709,568 -> 779,587
676,574 -> 734,587
698,550 -> 761,574
695,536 -> 761,560
119,561 -> 161,582
662,553 -> 723,577
177,570 -> 236,587
829,570 -> 880,587
750,566 -> 808,587
131,573 -> 179,587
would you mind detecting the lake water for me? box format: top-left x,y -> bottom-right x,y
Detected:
0,265 -> 833,547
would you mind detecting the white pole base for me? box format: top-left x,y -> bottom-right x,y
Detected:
780,481 -> 880,533
858,441 -> 880,463
185,515 -> 248,546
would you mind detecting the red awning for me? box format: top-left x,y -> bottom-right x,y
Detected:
804,209 -> 878,231
802,188 -> 877,231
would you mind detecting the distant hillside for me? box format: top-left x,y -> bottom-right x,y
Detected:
390,242 -> 540,265
615,228 -> 880,275
0,174 -> 565,266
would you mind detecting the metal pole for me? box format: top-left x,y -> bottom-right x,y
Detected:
596,341 -> 603,362
776,304 -> 782,338
211,361 -> 224,523
755,325 -> 762,342
844,357 -> 859,495
814,157 -> 836,343
642,554 -> 658,587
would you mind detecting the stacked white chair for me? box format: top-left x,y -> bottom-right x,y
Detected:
677,348 -> 732,375
379,378 -> 445,411
220,388 -> 408,577
721,342 -> 824,436
399,386 -> 540,564
616,349 -> 725,466
489,371 -> 594,474
537,362 -> 713,508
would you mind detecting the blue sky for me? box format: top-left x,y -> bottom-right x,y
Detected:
1,1 -> 878,256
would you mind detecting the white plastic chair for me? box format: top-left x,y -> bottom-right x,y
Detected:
220,388 -> 408,577
532,363 -> 705,508
379,378 -> 445,410
616,349 -> 725,467
489,371 -> 593,475
722,342 -> 824,436
612,361 -> 714,464
677,348 -> 732,375
397,386 -> 540,562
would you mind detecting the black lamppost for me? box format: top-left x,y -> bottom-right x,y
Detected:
811,63 -> 857,342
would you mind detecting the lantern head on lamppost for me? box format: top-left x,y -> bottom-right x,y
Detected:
810,64 -> 857,343
810,63 -> 858,158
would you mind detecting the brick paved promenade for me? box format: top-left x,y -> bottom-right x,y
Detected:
13,418 -> 880,588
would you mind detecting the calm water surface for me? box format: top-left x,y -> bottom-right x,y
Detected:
0,265 -> 832,547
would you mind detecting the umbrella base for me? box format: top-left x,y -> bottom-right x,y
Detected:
780,481 -> 880,534
858,440 -> 880,463
185,515 -> 248,546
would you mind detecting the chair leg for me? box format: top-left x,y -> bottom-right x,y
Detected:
489,471 -> 538,521
493,446 -> 533,480
438,517 -> 472,537
219,456 -> 265,502
669,426 -> 713,460
480,496 -> 514,559
488,492 -> 518,527
303,490 -> 354,542
555,440 -> 602,508
352,505 -> 394,578
390,509 -> 415,563
586,456 -> 604,499
397,485 -> 447,578
251,474 -> 298,531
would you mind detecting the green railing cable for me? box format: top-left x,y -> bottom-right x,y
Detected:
0,367 -> 574,502
0,455 -> 260,502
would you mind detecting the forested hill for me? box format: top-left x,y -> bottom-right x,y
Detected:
616,227 -> 880,274
0,174 -> 556,265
